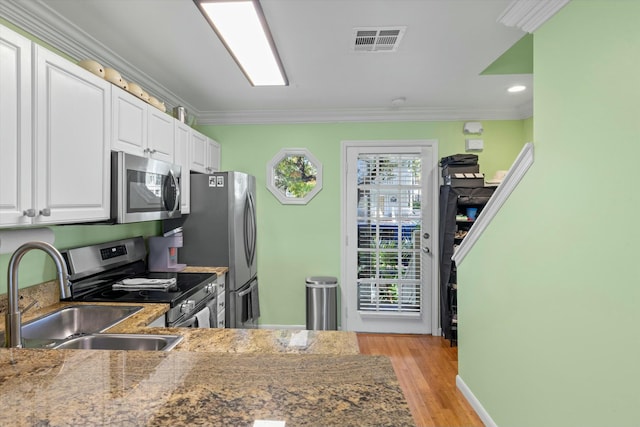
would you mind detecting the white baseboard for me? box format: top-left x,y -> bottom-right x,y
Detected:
456,375 -> 497,427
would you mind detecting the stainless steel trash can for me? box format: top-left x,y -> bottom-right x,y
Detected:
305,276 -> 338,330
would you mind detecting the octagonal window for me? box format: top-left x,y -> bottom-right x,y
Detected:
267,148 -> 322,204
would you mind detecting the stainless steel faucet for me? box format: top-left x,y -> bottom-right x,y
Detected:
5,241 -> 71,348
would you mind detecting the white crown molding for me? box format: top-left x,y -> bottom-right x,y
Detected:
197,105 -> 533,125
498,0 -> 571,33
0,0 -> 534,126
0,0 -> 196,115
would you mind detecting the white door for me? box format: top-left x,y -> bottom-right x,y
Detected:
342,140 -> 439,334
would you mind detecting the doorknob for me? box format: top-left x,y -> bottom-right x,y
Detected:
422,247 -> 430,254
423,232 -> 430,239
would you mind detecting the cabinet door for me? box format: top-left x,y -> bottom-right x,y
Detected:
207,138 -> 221,172
33,46 -> 111,224
190,131 -> 207,173
0,26 -> 32,227
148,108 -> 174,163
111,88 -> 147,156
174,121 -> 191,214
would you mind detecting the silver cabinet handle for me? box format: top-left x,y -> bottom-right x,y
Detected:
39,208 -> 51,217
422,247 -> 430,254
23,209 -> 36,217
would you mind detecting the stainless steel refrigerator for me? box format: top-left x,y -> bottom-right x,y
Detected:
168,172 -> 259,328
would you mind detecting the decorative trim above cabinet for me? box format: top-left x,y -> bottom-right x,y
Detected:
0,0 -> 195,117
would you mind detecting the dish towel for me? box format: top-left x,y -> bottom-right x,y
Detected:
112,278 -> 177,291
194,307 -> 210,328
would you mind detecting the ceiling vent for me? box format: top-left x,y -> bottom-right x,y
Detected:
352,27 -> 406,52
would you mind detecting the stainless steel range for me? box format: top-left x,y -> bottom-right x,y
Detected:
61,237 -> 218,327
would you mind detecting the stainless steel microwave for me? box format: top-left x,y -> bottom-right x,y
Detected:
111,151 -> 181,223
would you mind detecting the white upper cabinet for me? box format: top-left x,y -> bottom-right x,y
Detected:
148,107 -> 174,163
207,138 -> 221,173
190,132 -> 220,174
33,45 -> 111,224
174,121 -> 191,214
111,89 -> 147,155
0,26 -> 32,227
190,131 -> 207,173
112,88 -> 174,162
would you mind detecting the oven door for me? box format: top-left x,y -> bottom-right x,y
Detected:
112,151 -> 181,223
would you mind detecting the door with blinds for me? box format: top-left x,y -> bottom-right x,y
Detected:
343,141 -> 438,334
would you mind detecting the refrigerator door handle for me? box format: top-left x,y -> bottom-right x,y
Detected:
248,192 -> 257,266
244,192 -> 257,267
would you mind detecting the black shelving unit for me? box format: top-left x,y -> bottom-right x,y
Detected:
439,185 -> 495,346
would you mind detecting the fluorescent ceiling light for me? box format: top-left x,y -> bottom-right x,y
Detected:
507,85 -> 527,93
195,0 -> 288,86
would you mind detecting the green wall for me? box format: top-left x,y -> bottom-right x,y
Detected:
0,223 -> 160,292
458,2 -> 640,426
198,120 -> 526,325
1,15 -> 528,328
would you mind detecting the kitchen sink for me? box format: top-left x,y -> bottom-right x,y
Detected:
52,333 -> 183,351
20,305 -> 143,347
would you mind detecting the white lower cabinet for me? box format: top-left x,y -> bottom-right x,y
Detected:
216,272 -> 226,328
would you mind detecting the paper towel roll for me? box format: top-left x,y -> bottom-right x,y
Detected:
0,228 -> 55,255
194,307 -> 210,328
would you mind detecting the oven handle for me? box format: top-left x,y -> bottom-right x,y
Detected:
171,295 -> 215,328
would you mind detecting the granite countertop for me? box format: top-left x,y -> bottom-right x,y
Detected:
0,349 -> 414,426
182,265 -> 228,275
0,267 -> 415,425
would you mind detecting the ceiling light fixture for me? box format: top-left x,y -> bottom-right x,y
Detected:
508,85 -> 527,93
194,0 -> 288,86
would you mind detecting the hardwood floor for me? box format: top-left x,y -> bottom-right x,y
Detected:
357,334 -> 483,427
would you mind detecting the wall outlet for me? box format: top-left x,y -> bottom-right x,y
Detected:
465,138 -> 484,151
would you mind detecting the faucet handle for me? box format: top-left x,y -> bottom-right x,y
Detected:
21,300 -> 38,315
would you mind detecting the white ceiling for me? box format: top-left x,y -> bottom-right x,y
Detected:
0,0 -> 533,124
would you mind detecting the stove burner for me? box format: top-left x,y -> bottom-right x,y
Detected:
75,272 -> 216,307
